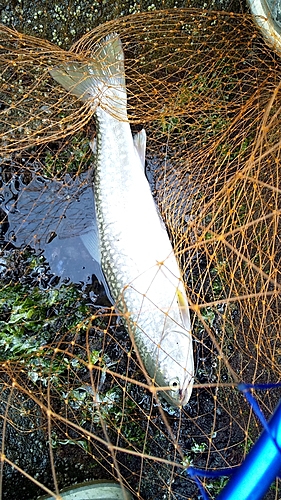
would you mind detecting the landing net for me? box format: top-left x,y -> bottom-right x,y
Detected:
0,8 -> 280,499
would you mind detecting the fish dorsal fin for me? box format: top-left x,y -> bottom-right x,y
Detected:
133,129 -> 146,170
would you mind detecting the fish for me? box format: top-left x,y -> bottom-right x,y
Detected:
50,33 -> 194,406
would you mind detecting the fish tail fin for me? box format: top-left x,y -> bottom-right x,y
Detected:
50,33 -> 127,120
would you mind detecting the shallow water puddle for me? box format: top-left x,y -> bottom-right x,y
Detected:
0,169 -> 106,289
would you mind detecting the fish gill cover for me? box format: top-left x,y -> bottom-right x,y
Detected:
0,6 -> 280,500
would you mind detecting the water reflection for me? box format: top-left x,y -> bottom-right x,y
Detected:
0,169 -> 107,291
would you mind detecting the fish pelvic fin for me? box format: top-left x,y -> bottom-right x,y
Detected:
50,33 -> 127,120
176,288 -> 191,332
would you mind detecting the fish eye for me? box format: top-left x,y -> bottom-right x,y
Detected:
169,378 -> 180,391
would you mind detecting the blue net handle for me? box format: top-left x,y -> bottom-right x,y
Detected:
187,384 -> 281,500
216,397 -> 281,499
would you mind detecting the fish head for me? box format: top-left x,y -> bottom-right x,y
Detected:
152,326 -> 194,407
160,373 -> 193,407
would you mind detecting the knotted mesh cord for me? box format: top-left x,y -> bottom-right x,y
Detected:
0,9 -> 281,499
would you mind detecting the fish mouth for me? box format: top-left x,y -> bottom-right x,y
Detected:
157,374 -> 194,407
179,377 -> 193,406
161,385 -> 188,408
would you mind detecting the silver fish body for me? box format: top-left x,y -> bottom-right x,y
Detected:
50,34 -> 194,406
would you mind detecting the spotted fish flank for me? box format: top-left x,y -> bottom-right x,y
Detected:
50,33 -> 194,406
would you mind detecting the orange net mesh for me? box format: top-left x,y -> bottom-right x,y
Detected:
0,7 -> 281,500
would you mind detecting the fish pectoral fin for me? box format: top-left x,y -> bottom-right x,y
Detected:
89,136 -> 97,155
133,129 -> 146,169
79,223 -> 114,303
176,288 -> 191,331
79,221 -> 101,265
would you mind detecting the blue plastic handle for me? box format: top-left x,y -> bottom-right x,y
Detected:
217,400 -> 281,500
